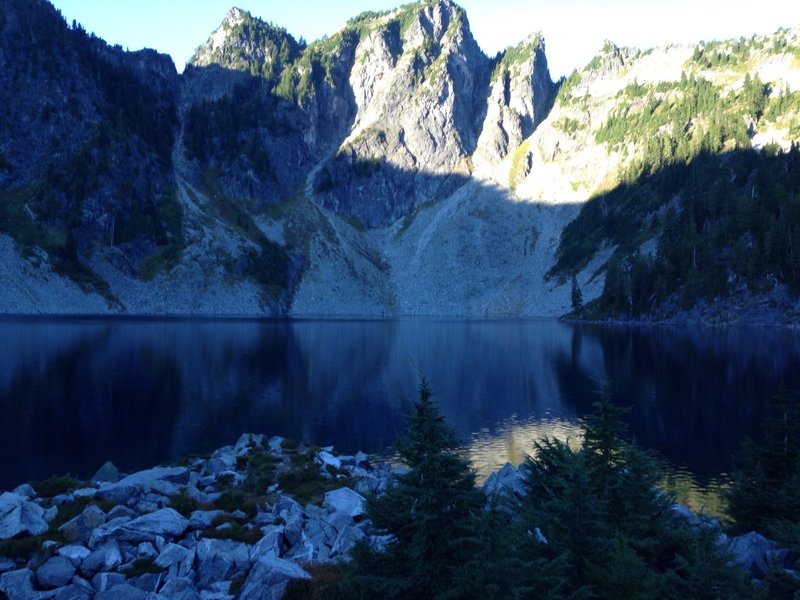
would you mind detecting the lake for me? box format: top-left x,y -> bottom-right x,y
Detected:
1,317 -> 799,513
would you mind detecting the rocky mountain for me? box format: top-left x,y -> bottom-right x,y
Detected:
1,0 -> 799,319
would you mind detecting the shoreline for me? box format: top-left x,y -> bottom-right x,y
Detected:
0,433 -> 788,599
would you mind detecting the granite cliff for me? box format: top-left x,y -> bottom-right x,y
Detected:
1,0 -> 799,318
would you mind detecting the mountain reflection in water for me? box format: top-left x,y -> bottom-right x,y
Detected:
1,317 -> 798,517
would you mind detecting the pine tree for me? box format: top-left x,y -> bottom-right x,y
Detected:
728,390 -> 800,534
342,380 -> 485,599
571,275 -> 583,313
517,400 -> 751,599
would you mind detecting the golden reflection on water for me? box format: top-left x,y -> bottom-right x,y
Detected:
459,414 -> 731,520
463,415 -> 583,483
660,470 -> 731,522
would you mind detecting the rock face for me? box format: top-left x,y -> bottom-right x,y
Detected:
1,1 -> 799,318
0,0 -> 180,290
314,1 -> 495,227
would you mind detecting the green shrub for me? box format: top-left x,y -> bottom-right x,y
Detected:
30,475 -> 83,498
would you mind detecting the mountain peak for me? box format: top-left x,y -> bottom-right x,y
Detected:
189,6 -> 301,76
225,7 -> 248,27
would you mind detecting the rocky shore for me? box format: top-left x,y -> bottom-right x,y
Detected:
0,435 -> 791,599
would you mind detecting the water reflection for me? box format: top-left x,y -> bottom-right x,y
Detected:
1,317 -> 798,514
463,416 -> 583,481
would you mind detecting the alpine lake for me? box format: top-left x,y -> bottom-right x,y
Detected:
2,317 -> 799,518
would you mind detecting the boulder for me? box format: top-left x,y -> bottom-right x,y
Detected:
0,558 -> 16,574
354,476 -> 382,496
728,531 -> 783,577
91,462 -> 119,484
96,583 -> 149,599
71,575 -> 94,593
272,495 -> 304,532
35,555 -> 76,589
236,556 -> 310,600
72,488 -> 98,500
267,437 -> 285,452
89,508 -> 188,547
284,531 -> 315,564
183,484 -> 217,506
59,504 -> 107,544
330,523 -> 366,559
482,463 -> 527,499
57,544 -> 91,566
106,505 -> 138,521
154,543 -> 195,578
91,571 -> 127,592
337,455 -> 356,467
50,583 -> 93,599
194,539 -> 249,590
80,541 -> 123,577
0,492 -> 49,539
204,448 -> 237,476
282,512 -> 304,549
128,571 -> 161,593
251,527 -> 285,561
0,568 -> 36,600
315,451 -> 341,470
96,466 -> 189,503
354,451 -> 370,468
157,575 -> 200,599
136,542 -> 157,559
235,433 -> 264,454
11,484 -> 36,499
304,515 -> 337,551
323,487 -> 366,518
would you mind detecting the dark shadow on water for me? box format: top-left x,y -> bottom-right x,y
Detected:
2,318 -> 800,494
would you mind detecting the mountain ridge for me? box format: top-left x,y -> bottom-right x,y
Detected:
1,0 -> 799,321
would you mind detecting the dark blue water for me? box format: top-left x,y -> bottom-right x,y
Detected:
1,317 -> 799,510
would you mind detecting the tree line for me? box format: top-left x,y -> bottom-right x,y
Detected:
283,381 -> 800,599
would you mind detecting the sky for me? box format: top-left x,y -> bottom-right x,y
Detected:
48,0 -> 800,78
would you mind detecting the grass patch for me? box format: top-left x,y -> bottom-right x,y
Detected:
0,534 -> 51,562
277,463 -> 356,507
123,558 -> 165,578
236,449 -> 280,495
211,445 -> 281,516
281,438 -> 299,451
30,475 -> 84,498
283,562 -> 348,600
168,490 -> 201,517
201,514 -> 263,544
509,139 -> 532,191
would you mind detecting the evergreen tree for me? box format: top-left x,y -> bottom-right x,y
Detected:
340,380 -> 486,599
727,390 -> 800,534
517,399 -> 751,599
571,275 -> 583,313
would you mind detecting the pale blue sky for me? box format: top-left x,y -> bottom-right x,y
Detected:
48,0 -> 800,78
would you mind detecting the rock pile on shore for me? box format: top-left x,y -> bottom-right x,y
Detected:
0,434 -> 396,600
0,435 -> 792,599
